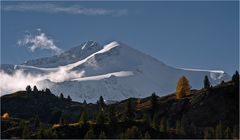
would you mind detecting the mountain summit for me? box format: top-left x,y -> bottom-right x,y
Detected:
22,40 -> 103,68
0,41 -> 230,102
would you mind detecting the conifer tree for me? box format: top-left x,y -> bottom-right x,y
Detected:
108,105 -> 117,123
37,128 -> 46,139
167,119 -> 171,131
232,70 -> 239,84
124,99 -> 134,122
34,115 -> 40,128
84,127 -> 96,139
224,127 -> 231,139
83,100 -> 87,105
190,122 -> 197,136
26,85 -> 32,93
160,117 -> 167,132
67,95 -> 72,102
215,121 -> 224,139
98,131 -> 107,139
33,85 -> 38,94
99,96 -> 105,108
151,114 -> 158,130
150,93 -> 158,118
221,80 -> 225,85
124,126 -> 141,139
22,123 -> 31,139
204,128 -> 214,139
176,76 -> 190,99
232,125 -> 239,138
45,88 -> 51,94
59,116 -> 66,125
79,112 -> 87,125
180,115 -> 187,135
96,111 -> 106,125
144,131 -> 151,139
60,93 -> 64,100
176,120 -> 181,135
143,114 -> 150,124
204,75 -> 211,89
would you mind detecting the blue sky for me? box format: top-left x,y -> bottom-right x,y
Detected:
1,1 -> 239,74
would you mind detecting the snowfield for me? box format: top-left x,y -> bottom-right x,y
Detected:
0,41 -> 231,102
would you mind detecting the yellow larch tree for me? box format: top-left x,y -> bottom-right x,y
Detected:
176,76 -> 190,99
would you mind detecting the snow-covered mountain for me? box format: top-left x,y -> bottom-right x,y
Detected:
0,41 -> 230,102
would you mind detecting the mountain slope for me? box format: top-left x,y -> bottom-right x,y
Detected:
1,80 -> 239,139
0,41 -> 230,102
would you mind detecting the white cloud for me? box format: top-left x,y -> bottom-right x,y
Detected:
0,68 -> 85,96
0,70 -> 43,95
2,3 -> 127,16
17,29 -> 63,55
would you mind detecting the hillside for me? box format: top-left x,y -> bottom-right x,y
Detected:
1,78 -> 239,139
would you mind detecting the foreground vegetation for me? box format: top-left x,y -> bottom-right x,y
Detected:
1,72 -> 239,139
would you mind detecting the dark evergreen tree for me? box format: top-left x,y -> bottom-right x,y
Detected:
67,95 -> 72,102
224,127 -> 231,139
204,75 -> 211,89
98,131 -> 107,139
96,111 -> 106,125
160,117 -> 167,132
37,128 -> 45,139
108,105 -> 117,123
84,127 -> 96,139
204,127 -> 214,139
215,121 -> 224,139
60,93 -> 64,100
19,120 -> 25,130
221,80 -> 225,85
26,85 -> 32,93
143,114 -> 151,124
232,70 -> 239,83
83,100 -> 87,105
34,115 -> 40,128
99,96 -> 105,108
79,112 -> 87,125
22,123 -> 31,139
150,93 -> 158,118
180,115 -> 187,135
151,114 -> 158,130
232,71 -> 239,92
124,99 -> 134,122
232,125 -> 239,138
45,88 -> 51,94
59,116 -> 66,125
124,126 -> 141,139
189,122 -> 197,136
143,131 -> 151,139
167,119 -> 171,131
33,85 -> 38,94
176,120 -> 181,135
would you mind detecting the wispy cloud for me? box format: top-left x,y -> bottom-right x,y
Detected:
17,29 -> 63,55
2,3 -> 128,16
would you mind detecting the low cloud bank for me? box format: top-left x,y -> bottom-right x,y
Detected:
0,68 -> 85,96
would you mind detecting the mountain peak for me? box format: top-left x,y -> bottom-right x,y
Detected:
81,40 -> 99,50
